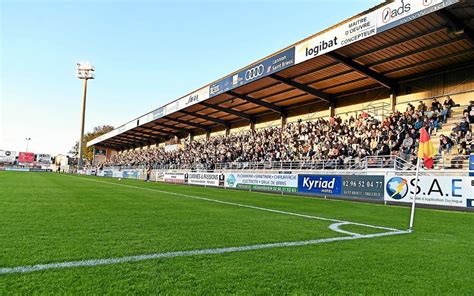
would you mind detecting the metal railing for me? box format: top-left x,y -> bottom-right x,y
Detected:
100,155 -> 470,172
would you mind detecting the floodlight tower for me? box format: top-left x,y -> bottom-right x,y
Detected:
76,61 -> 95,169
25,137 -> 31,152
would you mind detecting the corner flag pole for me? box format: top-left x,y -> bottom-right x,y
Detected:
409,157 -> 421,231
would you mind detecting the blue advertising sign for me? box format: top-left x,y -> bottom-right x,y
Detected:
209,47 -> 295,97
469,154 -> 474,177
298,175 -> 342,196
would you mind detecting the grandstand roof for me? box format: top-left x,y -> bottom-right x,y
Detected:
88,0 -> 474,150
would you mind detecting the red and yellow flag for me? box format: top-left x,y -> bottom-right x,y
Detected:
418,127 -> 435,169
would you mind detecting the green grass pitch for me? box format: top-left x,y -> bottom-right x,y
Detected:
0,171 -> 473,294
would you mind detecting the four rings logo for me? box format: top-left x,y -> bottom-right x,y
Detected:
382,0 -> 411,23
245,64 -> 264,81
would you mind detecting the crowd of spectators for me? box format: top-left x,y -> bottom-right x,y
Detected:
106,97 -> 471,169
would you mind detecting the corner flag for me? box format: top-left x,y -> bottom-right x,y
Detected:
418,127 -> 435,169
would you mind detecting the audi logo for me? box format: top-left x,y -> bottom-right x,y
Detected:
245,64 -> 264,81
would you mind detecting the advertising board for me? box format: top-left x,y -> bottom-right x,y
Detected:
0,150 -> 16,164
225,173 -> 297,192
384,175 -> 472,208
209,48 -> 295,97
164,173 -> 186,184
5,167 -> 30,172
341,175 -> 385,200
122,170 -> 140,179
186,172 -> 224,187
294,0 -> 459,64
376,0 -> 459,33
36,153 -> 52,164
298,175 -> 384,199
18,152 -> 35,163
298,175 -> 342,196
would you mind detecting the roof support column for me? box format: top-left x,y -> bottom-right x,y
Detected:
188,132 -> 194,143
250,119 -> 255,131
329,100 -> 336,118
390,88 -> 397,113
206,129 -> 211,140
225,125 -> 231,136
281,113 -> 287,127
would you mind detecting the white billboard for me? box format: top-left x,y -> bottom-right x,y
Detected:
36,153 -> 52,164
295,0 -> 459,64
164,173 -> 186,184
295,13 -> 377,64
385,175 -> 473,208
0,150 -> 16,164
186,172 -> 224,187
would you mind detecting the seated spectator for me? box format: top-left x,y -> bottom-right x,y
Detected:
443,96 -> 459,109
414,117 -> 423,130
406,103 -> 415,113
459,118 -> 470,137
438,134 -> 453,155
431,98 -> 442,112
417,101 -> 427,113
440,105 -> 450,123
425,106 -> 434,119
428,118 -> 440,135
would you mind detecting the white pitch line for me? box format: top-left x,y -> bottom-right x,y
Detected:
67,175 -> 402,232
0,174 -> 410,275
0,225 -> 409,275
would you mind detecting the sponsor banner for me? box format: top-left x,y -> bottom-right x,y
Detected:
295,0 -> 458,65
377,0 -> 459,33
165,100 -> 180,115
298,175 -> 342,196
5,167 -> 30,172
164,87 -> 210,116
18,152 -> 35,163
385,175 -> 472,208
122,169 -> 139,179
341,175 -> 385,200
295,13 -> 377,64
0,150 -> 16,164
36,153 -> 52,164
164,173 -> 186,184
186,172 -> 224,187
210,48 -> 295,97
30,168 -> 52,172
154,171 -> 164,182
225,173 -> 298,192
97,170 -> 113,177
112,171 -> 123,178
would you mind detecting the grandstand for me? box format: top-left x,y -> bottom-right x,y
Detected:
88,0 -> 474,174
2,1 -> 474,293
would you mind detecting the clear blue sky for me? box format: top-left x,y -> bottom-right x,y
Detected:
1,0 -> 381,155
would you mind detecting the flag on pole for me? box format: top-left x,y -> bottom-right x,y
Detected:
417,127 -> 435,169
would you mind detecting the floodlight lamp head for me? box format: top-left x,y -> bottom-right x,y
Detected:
76,61 -> 95,79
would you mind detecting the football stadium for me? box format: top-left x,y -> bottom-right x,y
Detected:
1,0 -> 474,294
